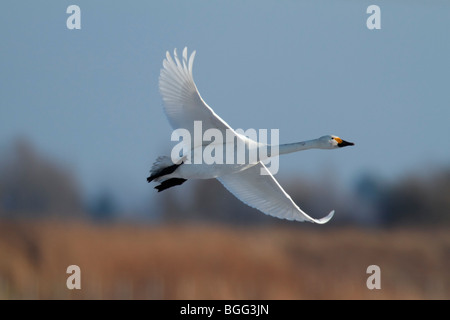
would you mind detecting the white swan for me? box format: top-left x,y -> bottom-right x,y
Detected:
147,48 -> 354,224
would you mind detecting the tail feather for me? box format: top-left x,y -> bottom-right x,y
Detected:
149,156 -> 174,175
147,156 -> 180,182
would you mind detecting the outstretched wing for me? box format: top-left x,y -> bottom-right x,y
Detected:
159,47 -> 236,147
217,162 -> 334,224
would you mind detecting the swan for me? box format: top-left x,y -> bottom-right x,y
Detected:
147,47 -> 354,224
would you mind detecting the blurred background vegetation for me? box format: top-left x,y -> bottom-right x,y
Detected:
2,138 -> 450,226
0,138 -> 449,299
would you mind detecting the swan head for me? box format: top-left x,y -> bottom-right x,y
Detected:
319,135 -> 354,149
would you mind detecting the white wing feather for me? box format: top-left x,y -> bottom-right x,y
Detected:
159,47 -> 236,146
217,162 -> 334,224
158,47 -> 334,224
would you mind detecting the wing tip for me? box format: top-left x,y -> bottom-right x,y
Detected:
313,210 -> 335,224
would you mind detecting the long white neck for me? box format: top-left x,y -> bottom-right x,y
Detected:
270,139 -> 324,157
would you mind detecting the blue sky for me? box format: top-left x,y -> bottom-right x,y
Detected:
1,1 -> 449,214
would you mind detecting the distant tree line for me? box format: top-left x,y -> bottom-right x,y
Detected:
1,138 -> 449,226
0,138 -> 117,221
158,168 -> 450,227
0,139 -> 83,219
354,171 -> 450,226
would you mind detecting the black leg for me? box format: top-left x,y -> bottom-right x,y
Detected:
155,178 -> 187,192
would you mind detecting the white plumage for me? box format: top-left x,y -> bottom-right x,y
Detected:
148,47 -> 354,224
159,48 -> 235,146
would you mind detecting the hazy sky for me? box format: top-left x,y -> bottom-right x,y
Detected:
1,1 -> 449,213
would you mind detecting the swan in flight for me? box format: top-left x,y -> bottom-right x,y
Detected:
147,48 -> 354,224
